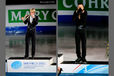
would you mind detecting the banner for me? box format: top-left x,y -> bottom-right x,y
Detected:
8,9 -> 56,23
58,0 -> 109,16
6,5 -> 56,26
58,0 -> 108,11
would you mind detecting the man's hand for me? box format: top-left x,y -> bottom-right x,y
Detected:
78,14 -> 81,19
76,10 -> 81,19
31,15 -> 35,18
21,17 -> 24,21
82,10 -> 85,13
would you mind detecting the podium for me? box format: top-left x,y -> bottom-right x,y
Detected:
58,54 -> 109,75
6,57 -> 56,72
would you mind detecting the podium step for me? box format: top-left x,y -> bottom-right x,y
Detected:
58,59 -> 109,74
61,61 -> 108,64
7,57 -> 55,72
58,54 -> 64,64
8,57 -> 53,60
58,62 -> 109,74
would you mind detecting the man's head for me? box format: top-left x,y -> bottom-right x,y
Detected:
30,8 -> 35,16
77,3 -> 84,10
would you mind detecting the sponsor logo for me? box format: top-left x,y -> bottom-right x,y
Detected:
11,61 -> 22,69
58,0 -> 108,11
8,9 -> 56,23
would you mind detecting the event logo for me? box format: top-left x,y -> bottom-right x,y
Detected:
11,61 -> 22,69
73,65 -> 108,73
8,9 -> 56,23
58,0 -> 108,11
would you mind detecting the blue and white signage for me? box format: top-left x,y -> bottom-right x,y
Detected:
58,64 -> 108,74
7,59 -> 56,72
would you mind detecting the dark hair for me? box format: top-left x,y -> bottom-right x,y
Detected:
78,3 -> 83,5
